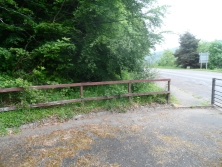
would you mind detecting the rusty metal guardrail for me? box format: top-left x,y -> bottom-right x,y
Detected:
0,79 -> 171,112
211,78 -> 222,108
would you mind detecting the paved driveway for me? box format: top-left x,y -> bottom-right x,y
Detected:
0,107 -> 222,167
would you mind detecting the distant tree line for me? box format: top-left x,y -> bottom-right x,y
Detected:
157,32 -> 222,69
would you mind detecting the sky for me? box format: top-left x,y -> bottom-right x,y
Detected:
155,0 -> 222,51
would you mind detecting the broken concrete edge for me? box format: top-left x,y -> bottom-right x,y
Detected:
170,104 -> 217,110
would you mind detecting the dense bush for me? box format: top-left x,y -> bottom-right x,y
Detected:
158,49 -> 176,67
0,0 -> 167,84
208,41 -> 222,69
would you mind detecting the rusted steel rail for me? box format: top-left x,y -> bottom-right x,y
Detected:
0,79 -> 171,112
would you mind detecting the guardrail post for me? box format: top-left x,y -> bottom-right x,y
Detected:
211,78 -> 216,105
167,80 -> 171,104
128,82 -> 131,101
80,85 -> 83,98
80,84 -> 84,108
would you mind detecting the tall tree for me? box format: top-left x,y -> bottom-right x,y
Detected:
0,0 -> 167,83
174,32 -> 200,68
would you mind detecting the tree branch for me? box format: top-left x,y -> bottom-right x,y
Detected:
0,6 -> 32,19
0,18 -> 4,23
53,0 -> 65,23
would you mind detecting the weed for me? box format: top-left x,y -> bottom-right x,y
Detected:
0,125 -> 7,136
154,96 -> 167,104
200,100 -> 210,106
192,94 -> 202,99
170,95 -> 181,105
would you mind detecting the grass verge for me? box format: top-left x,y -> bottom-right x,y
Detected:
155,66 -> 222,73
192,68 -> 222,73
154,66 -> 183,69
170,95 -> 181,105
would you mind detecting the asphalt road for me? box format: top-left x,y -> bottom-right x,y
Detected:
157,69 -> 222,106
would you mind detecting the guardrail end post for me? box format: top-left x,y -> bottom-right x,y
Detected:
128,82 -> 131,101
211,78 -> 216,105
80,85 -> 84,108
167,80 -> 171,104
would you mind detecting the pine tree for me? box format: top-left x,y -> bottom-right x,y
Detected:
175,32 -> 200,68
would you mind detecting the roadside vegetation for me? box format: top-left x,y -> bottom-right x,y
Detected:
192,69 -> 222,73
0,78 -> 168,136
154,67 -> 222,74
0,0 -> 170,136
157,49 -> 177,67
156,49 -> 177,68
0,0 -> 167,84
152,31 -> 222,71
0,61 -> 170,137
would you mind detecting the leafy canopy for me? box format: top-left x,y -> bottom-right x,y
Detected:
0,0 -> 167,83
197,40 -> 222,69
208,40 -> 222,69
197,41 -> 211,53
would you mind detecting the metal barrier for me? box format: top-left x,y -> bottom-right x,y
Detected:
0,79 -> 171,112
211,78 -> 222,108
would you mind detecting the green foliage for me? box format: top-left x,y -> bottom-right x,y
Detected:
197,41 -> 211,53
0,0 -> 167,83
0,67 -> 157,107
30,38 -> 76,83
0,74 -> 30,88
0,0 -> 168,135
158,49 -> 176,66
0,105 -> 75,136
174,32 -> 200,68
197,40 -> 222,69
208,40 -> 222,69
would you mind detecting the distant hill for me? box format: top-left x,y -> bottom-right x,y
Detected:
145,47 -> 179,63
153,47 -> 178,55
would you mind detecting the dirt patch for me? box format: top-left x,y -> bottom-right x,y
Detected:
0,129 -> 92,167
0,123 -> 128,167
